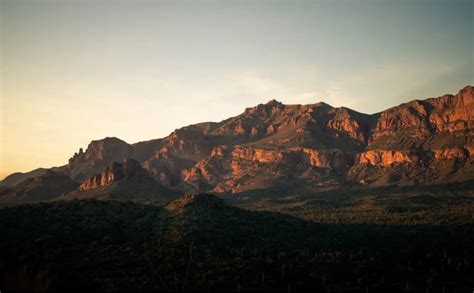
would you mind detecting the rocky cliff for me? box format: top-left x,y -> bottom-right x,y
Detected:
66,137 -> 133,182
66,158 -> 177,203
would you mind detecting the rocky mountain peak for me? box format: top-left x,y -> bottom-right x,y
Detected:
243,99 -> 285,116
265,98 -> 283,107
70,137 -> 131,161
66,137 -> 133,182
313,101 -> 333,108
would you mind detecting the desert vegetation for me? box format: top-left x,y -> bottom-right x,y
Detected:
1,193 -> 473,292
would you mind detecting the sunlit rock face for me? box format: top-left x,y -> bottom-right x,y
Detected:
344,86 -> 473,187
426,85 -> 474,132
180,146 -> 356,193
368,85 -> 474,150
357,150 -> 420,166
79,159 -> 145,190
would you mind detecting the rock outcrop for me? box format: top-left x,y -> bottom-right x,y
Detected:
66,159 -> 177,203
181,146 -> 354,193
79,159 -> 145,190
67,137 -> 133,182
356,150 -> 420,166
368,85 -> 473,150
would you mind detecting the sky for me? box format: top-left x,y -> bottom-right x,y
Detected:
0,0 -> 473,179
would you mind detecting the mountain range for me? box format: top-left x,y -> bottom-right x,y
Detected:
1,85 -> 472,204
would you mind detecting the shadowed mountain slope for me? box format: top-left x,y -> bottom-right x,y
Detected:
0,170 -> 79,204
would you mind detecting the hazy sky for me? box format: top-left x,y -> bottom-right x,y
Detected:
0,0 -> 473,179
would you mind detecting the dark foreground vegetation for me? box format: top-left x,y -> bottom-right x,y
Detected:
1,193 -> 474,292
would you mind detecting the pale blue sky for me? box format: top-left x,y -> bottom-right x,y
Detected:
0,0 -> 473,176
